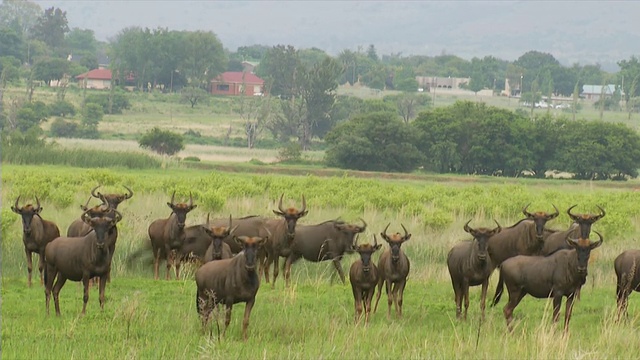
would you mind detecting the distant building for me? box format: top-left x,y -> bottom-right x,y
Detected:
582,84 -> 618,101
415,76 -> 470,90
241,61 -> 259,74
210,72 -> 265,96
75,69 -> 112,90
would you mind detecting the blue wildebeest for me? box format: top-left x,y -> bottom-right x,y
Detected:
501,232 -> 603,333
195,235 -> 267,341
537,205 -> 605,256
284,218 -> 367,285
66,185 -> 133,237
11,196 -> 61,287
614,249 -> 640,320
148,191 -> 197,280
488,204 -> 560,306
203,214 -> 237,262
374,223 -> 411,319
448,220 -> 502,320
44,209 -> 123,316
349,235 -> 382,324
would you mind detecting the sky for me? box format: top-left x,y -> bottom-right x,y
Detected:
31,1 -> 640,71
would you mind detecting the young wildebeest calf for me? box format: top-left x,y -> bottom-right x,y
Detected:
614,249 -> 640,320
448,220 -> 502,320
11,196 -> 61,287
374,223 -> 411,319
148,191 -> 197,280
195,235 -> 266,341
349,235 -> 382,324
501,232 -> 603,332
44,209 -> 122,316
203,214 -> 237,262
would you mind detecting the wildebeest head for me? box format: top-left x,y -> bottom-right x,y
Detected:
380,223 -> 412,263
11,195 -> 42,236
352,234 -> 382,273
272,193 -> 308,238
166,191 -> 197,229
565,231 -> 603,275
236,235 -> 267,271
334,218 -> 367,251
82,207 -> 122,249
522,203 -> 559,240
204,213 -> 238,259
91,185 -> 134,209
567,205 -> 605,239
464,219 -> 502,263
80,196 -> 113,218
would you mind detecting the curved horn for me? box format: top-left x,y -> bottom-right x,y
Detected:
299,194 -> 306,214
35,196 -> 41,211
81,196 -> 92,210
591,230 -> 604,247
549,204 -> 560,219
206,213 -> 211,227
81,207 -> 93,224
382,223 -> 391,238
278,193 -> 286,213
14,195 -> 21,210
400,223 -> 409,239
522,203 -> 533,218
188,192 -> 194,208
358,217 -> 367,231
353,233 -> 359,247
373,234 -> 378,247
228,214 -> 233,230
112,209 -> 123,224
493,219 -> 502,233
592,205 -> 606,221
170,190 -> 176,205
463,219 -> 473,234
91,185 -> 101,199
567,204 -> 579,220
123,185 -> 134,199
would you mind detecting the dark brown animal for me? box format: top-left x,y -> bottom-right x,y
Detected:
66,185 -> 132,237
614,249 -> 640,320
349,235 -> 382,324
11,196 -> 61,287
501,232 -> 603,333
285,218 -> 367,285
488,204 -> 559,306
195,235 -> 267,341
373,223 -> 411,319
261,194 -> 308,288
148,191 -> 197,280
537,205 -> 605,256
447,220 -> 502,320
44,209 -> 123,316
203,214 -> 237,262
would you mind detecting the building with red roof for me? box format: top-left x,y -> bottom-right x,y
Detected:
210,71 -> 265,96
76,69 -> 113,90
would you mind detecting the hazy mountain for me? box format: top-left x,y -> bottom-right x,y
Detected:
32,1 -> 640,72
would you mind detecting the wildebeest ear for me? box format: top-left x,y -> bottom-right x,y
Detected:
229,225 -> 239,235
373,244 -> 382,251
351,244 -> 358,251
203,227 -> 214,237
299,210 -> 309,217
36,206 -> 43,213
234,236 -> 246,245
166,202 -> 174,209
565,237 -> 579,248
403,234 -> 412,242
189,204 -> 198,211
10,206 -> 20,214
255,237 -> 267,246
272,209 -> 284,216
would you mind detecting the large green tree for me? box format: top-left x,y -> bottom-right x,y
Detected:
179,30 -> 226,88
0,0 -> 41,37
30,7 -> 69,56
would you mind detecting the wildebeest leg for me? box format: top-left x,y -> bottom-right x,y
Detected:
165,248 -> 174,281
563,295 -> 575,333
396,280 -> 407,318
257,247 -> 269,283
242,298 -> 255,341
373,278 -> 384,314
98,275 -> 107,309
37,251 -> 45,285
365,288 -> 374,325
271,254 -> 281,288
25,248 -> 33,287
463,280 -> 470,320
196,291 -> 212,331
52,274 -> 68,316
81,276 -> 91,315
44,265 -> 57,316
480,279 -> 489,321
452,280 -> 463,319
385,280 -> 393,320
175,255 -> 182,280
332,257 -> 346,284
491,270 -> 504,307
284,253 -> 300,288
352,286 -> 363,324
616,281 -> 630,321
153,249 -> 161,280
552,295 -> 562,323
503,290 -> 526,332
223,302 -> 233,337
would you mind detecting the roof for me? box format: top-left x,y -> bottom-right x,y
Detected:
213,71 -> 264,84
582,84 -> 616,95
76,69 -> 112,80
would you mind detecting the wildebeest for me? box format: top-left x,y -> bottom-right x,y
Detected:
488,204 -> 560,306
203,214 -> 237,262
148,191 -> 197,280
261,194 -> 308,287
349,235 -> 382,324
537,205 -> 605,256
284,218 -> 367,285
373,223 -> 411,319
501,232 -> 603,332
195,235 -> 267,341
66,185 -> 133,237
614,249 -> 640,320
44,209 -> 123,316
447,220 -> 502,320
11,196 -> 61,287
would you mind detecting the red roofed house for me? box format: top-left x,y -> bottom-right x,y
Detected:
76,69 -> 113,90
210,71 -> 265,96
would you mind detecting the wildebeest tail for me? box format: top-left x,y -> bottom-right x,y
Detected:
491,270 -> 504,307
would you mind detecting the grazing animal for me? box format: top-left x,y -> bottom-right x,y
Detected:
374,223 -> 411,319
349,235 -> 382,324
614,249 -> 640,320
448,220 -> 502,320
203,214 -> 237,262
148,191 -> 197,280
11,196 -> 61,287
195,235 -> 266,341
537,205 -> 605,256
285,218 -> 367,284
66,185 -> 133,237
501,232 -> 603,332
261,194 -> 308,287
44,209 -> 122,316
489,204 -> 559,306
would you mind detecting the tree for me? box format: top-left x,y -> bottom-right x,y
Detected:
31,57 -> 69,86
180,86 -> 210,108
0,0 -> 42,37
179,30 -> 226,88
0,28 -> 24,61
138,127 -> 185,156
383,93 -> 430,123
66,28 -> 97,53
110,27 -> 154,90
30,7 -> 69,55
236,81 -> 273,149
256,45 -> 301,98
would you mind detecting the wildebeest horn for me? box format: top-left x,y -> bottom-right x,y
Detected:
493,219 -> 502,233
592,205 -> 606,221
35,196 -> 41,212
354,233 -> 359,247
382,223 -> 391,238
81,196 -> 92,210
14,195 -> 21,210
278,193 -> 285,213
123,185 -> 134,199
81,208 -> 93,224
591,230 -> 604,247
400,223 -> 409,239
463,219 -> 473,234
228,214 -> 233,229
112,209 -> 123,224
188,192 -> 194,208
522,203 -> 533,218
170,190 -> 176,205
549,204 -> 559,219
206,212 -> 211,227
567,204 -> 579,220
373,234 -> 378,247
359,217 -> 367,230
91,185 -> 101,199
299,194 -> 306,214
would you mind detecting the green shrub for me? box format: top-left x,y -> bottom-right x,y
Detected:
48,100 -> 76,117
85,93 -> 131,114
138,127 -> 185,156
277,142 -> 302,163
183,156 -> 201,162
50,118 -> 79,138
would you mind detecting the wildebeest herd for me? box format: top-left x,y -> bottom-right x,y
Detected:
10,187 -> 640,340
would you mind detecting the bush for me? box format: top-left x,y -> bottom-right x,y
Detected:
48,100 -> 76,117
277,142 -> 303,163
50,118 -> 79,138
183,156 -> 201,162
82,103 -> 104,126
138,127 -> 185,156
85,93 -> 131,114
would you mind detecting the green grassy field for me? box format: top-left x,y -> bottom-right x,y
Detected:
3,164 -> 640,359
